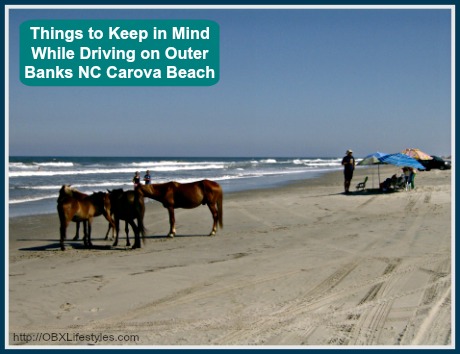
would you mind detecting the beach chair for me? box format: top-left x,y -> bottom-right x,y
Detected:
356,176 -> 368,191
394,175 -> 406,190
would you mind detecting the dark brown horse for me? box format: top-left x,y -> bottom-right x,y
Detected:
108,188 -> 145,248
57,185 -> 115,250
136,179 -> 223,238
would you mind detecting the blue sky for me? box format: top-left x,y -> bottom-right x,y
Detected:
8,6 -> 452,158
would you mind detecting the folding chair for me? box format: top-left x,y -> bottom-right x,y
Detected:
356,176 -> 368,191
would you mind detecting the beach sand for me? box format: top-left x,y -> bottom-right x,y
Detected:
8,166 -> 453,347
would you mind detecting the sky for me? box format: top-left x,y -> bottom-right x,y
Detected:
7,6 -> 453,158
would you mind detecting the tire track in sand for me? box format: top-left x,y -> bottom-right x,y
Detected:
212,254 -> 449,345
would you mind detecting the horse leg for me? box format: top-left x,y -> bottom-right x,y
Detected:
82,221 -> 89,245
102,210 -> 116,241
58,207 -> 74,251
125,221 -> 131,247
104,223 -> 112,240
132,196 -> 145,249
132,220 -> 142,249
59,219 -> 69,251
112,218 -> 120,247
73,221 -> 80,240
207,202 -> 218,236
85,218 -> 93,247
83,221 -> 88,246
167,207 -> 176,238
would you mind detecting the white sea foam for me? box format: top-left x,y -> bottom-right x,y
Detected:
36,162 -> 75,167
259,159 -> 277,164
9,164 -> 226,178
9,195 -> 57,204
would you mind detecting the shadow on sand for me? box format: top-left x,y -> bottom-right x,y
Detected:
19,242 -> 116,252
346,188 -> 402,196
17,233 -> 212,252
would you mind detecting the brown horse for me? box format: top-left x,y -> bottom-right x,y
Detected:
56,187 -> 88,241
58,186 -> 113,242
57,185 -> 115,250
136,179 -> 223,238
108,188 -> 145,248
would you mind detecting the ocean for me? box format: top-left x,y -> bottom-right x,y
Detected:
8,156 -> 344,218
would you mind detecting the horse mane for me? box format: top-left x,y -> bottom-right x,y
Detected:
58,185 -> 87,202
109,188 -> 124,195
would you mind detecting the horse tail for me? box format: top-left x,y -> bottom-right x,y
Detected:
217,187 -> 223,229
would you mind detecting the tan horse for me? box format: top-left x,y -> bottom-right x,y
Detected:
108,188 -> 145,248
136,179 -> 223,238
57,185 -> 115,250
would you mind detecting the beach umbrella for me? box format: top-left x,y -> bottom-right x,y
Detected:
358,152 -> 388,166
357,152 -> 388,187
401,148 -> 433,160
379,153 -> 426,170
358,152 -> 425,187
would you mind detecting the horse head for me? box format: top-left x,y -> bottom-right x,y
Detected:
59,184 -> 74,195
89,191 -> 112,215
58,185 -> 75,203
108,188 -> 124,203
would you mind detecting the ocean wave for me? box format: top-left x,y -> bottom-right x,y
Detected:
125,160 -> 226,168
36,162 -> 75,167
9,161 -> 75,169
9,195 -> 57,204
293,158 -> 342,167
13,181 -> 133,191
9,164 -> 226,178
259,159 -> 277,164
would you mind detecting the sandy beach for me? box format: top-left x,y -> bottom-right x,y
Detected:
8,166 -> 453,347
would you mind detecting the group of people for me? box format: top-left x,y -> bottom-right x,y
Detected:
132,170 -> 151,187
341,149 -> 417,194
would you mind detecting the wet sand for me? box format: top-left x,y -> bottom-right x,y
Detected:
8,166 -> 453,347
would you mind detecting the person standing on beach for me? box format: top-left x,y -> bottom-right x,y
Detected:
143,170 -> 151,185
341,149 -> 355,194
132,171 -> 141,187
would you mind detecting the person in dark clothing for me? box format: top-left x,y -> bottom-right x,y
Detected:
143,170 -> 151,185
341,149 -> 355,194
132,171 -> 141,187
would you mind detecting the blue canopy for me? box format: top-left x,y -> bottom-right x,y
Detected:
358,152 -> 425,186
358,152 -> 389,166
379,153 -> 426,170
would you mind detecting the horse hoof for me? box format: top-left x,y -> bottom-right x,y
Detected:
73,236 -> 79,241
112,242 -> 118,247
132,244 -> 141,249
209,231 -> 216,236
61,246 -> 65,251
